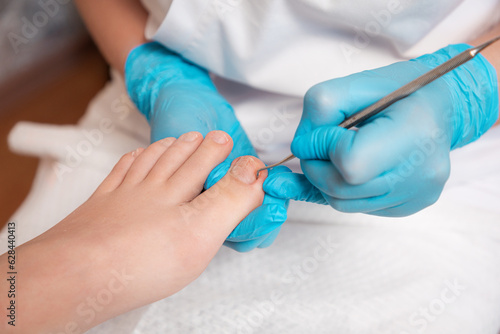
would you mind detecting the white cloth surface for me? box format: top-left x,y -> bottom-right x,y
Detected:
3,0 -> 500,332
2,73 -> 500,334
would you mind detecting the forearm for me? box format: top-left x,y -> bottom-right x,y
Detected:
0,211 -> 185,333
75,0 -> 148,73
1,223 -> 146,333
470,23 -> 500,125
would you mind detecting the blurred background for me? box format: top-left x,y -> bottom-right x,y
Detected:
0,0 -> 109,228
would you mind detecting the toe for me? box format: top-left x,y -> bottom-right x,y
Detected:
95,148 -> 144,193
146,131 -> 204,183
164,131 -> 233,202
181,156 -> 266,244
122,137 -> 176,184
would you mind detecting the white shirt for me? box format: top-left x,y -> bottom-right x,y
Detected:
142,0 -> 500,96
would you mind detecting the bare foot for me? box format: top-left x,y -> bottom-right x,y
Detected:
6,131 -> 267,333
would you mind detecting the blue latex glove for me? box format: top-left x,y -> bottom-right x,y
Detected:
272,44 -> 498,217
125,42 -> 288,250
263,169 -> 328,205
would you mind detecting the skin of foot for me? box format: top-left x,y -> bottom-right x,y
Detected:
0,130 -> 267,334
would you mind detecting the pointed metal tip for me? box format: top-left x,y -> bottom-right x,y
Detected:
471,35 -> 500,56
256,154 -> 296,175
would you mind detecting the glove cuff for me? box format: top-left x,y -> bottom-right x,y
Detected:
414,43 -> 499,149
124,42 -> 216,121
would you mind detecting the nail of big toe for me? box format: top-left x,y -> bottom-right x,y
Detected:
180,132 -> 201,142
230,156 -> 259,184
208,131 -> 229,144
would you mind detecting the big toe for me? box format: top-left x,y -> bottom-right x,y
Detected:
184,156 -> 267,240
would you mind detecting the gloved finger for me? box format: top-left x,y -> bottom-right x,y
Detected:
367,180 -> 444,217
324,193 -> 406,214
226,121 -> 258,155
149,98 -> 218,143
263,171 -> 328,204
226,196 -> 287,243
149,87 -> 245,141
266,165 -> 292,175
224,226 -> 281,252
296,72 -> 402,136
300,160 -> 391,200
368,201 -> 432,217
223,237 -> 267,252
261,166 -> 297,200
263,166 -> 321,202
291,125 -> 351,161
257,227 -> 282,248
226,203 -> 287,242
262,192 -> 290,209
205,161 -> 231,189
293,109 -> 436,186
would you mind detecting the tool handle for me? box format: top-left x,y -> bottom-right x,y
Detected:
339,48 -> 474,129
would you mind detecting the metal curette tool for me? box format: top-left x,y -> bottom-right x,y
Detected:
256,35 -> 500,176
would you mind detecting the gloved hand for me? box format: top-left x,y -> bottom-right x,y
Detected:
125,42 -> 288,250
270,44 -> 498,217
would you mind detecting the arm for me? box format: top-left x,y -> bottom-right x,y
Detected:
74,0 -> 148,73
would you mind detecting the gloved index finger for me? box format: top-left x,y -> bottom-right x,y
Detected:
296,72 -> 402,137
293,96 -> 433,186
263,170 -> 328,204
291,125 -> 351,161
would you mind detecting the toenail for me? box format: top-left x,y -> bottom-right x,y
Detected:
160,137 -> 176,146
131,148 -> 143,157
180,132 -> 200,142
230,157 -> 257,184
210,131 -> 229,144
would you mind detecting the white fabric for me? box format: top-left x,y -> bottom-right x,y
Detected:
141,0 -> 173,39
2,1 -> 500,333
